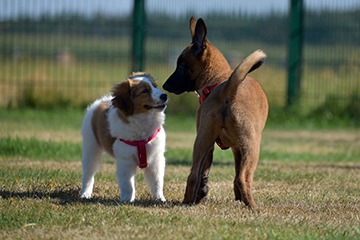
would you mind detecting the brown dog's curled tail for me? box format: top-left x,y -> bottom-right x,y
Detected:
226,49 -> 267,94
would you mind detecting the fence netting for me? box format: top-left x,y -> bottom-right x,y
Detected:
0,0 -> 359,113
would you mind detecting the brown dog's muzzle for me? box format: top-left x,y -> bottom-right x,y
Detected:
163,69 -> 196,95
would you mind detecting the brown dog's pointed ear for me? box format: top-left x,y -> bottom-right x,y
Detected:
189,16 -> 197,39
193,18 -> 207,57
111,80 -> 134,116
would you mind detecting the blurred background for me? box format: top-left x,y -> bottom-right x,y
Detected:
1,0 -> 359,125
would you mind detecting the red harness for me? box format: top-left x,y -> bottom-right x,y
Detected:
197,84 -> 229,150
119,128 -> 161,169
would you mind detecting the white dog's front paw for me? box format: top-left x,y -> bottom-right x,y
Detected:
80,192 -> 92,199
120,193 -> 135,203
120,199 -> 135,204
154,195 -> 166,202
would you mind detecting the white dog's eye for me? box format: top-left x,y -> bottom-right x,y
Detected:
141,88 -> 149,94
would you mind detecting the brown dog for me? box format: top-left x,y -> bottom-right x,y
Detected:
163,17 -> 268,208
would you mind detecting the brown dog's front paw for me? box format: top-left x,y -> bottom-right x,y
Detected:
183,173 -> 199,205
182,199 -> 194,205
183,190 -> 207,205
182,192 -> 196,205
195,184 -> 209,204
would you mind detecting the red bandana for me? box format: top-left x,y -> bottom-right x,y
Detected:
119,128 -> 161,169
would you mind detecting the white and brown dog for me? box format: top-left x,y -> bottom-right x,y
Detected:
81,72 -> 168,202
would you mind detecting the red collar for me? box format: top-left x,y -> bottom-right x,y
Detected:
119,128 -> 161,169
197,83 -> 219,104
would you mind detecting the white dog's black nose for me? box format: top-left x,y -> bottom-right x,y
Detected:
160,93 -> 168,102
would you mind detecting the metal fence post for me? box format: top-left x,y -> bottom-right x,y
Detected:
132,0 -> 145,72
287,0 -> 304,106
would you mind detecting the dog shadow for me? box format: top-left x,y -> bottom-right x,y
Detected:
0,188 -> 182,208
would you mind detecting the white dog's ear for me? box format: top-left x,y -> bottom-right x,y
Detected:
112,80 -> 134,116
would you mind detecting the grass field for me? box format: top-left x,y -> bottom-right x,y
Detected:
0,108 -> 359,239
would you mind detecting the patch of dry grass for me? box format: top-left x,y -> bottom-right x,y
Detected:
1,154 -> 360,239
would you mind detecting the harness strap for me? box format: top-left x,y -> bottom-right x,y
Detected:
119,128 -> 161,168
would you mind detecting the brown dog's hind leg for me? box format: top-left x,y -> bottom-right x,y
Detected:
232,143 -> 260,208
232,148 -> 244,202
